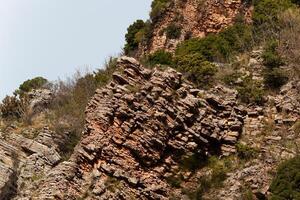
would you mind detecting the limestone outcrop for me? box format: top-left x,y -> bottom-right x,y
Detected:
23,57 -> 246,199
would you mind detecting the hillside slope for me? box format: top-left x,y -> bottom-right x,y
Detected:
0,0 -> 300,199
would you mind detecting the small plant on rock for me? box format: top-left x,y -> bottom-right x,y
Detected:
165,23 -> 182,39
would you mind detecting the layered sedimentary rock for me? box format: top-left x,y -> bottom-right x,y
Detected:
0,128 -> 61,200
27,57 -> 245,199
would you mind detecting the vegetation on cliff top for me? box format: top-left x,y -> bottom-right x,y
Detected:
124,0 -> 300,105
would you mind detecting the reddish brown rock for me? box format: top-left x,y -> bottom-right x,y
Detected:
30,57 -> 245,199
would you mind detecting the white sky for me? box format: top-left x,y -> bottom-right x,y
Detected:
0,0 -> 152,99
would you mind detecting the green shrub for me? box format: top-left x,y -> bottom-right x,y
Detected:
253,0 -> 294,27
182,156 -> 230,199
236,143 -> 259,161
124,20 -> 146,55
150,0 -> 171,22
237,78 -> 265,105
147,50 -> 174,66
263,68 -> 288,89
165,23 -> 182,39
16,77 -> 48,96
217,23 -> 253,57
175,53 -> 217,88
262,40 -> 284,68
175,36 -> 219,61
269,156 -> 300,200
179,152 -> 206,172
175,23 -> 252,62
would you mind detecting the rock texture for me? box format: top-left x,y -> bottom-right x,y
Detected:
21,57 -> 245,199
139,0 -> 252,55
0,55 -> 298,199
0,128 -> 61,200
203,49 -> 300,200
28,89 -> 53,112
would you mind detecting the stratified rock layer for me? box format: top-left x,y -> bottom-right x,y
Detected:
30,57 -> 245,199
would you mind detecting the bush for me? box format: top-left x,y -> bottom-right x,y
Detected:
269,156 -> 300,200
175,53 -> 217,88
150,0 -> 171,22
236,143 -> 259,161
175,36 -> 219,61
182,156 -> 231,199
237,78 -> 265,105
175,23 -> 253,62
165,23 -> 182,39
16,77 -> 48,96
262,40 -> 284,68
253,0 -> 294,27
147,50 -> 173,66
263,68 -> 288,89
124,20 -> 146,55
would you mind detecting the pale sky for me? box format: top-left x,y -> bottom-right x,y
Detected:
0,0 -> 152,99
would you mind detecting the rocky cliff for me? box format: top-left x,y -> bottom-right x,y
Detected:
139,0 -> 252,55
1,54 -> 298,199
2,57 -> 244,199
1,0 -> 300,199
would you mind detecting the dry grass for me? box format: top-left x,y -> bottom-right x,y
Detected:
278,8 -> 300,79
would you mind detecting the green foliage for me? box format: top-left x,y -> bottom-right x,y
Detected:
175,53 -> 217,88
236,143 -> 258,161
253,0 -> 294,27
263,68 -> 288,89
150,0 -> 171,22
270,156 -> 300,200
124,20 -> 153,55
262,40 -> 284,68
261,40 -> 288,89
179,152 -> 207,172
147,50 -> 173,66
16,77 -> 48,96
124,20 -> 146,55
237,78 -> 265,105
165,23 -> 182,39
176,23 -> 253,62
182,156 -> 231,200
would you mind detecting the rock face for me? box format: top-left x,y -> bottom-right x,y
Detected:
28,89 -> 53,112
139,0 -> 252,55
0,128 -> 61,200
26,57 -> 245,199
